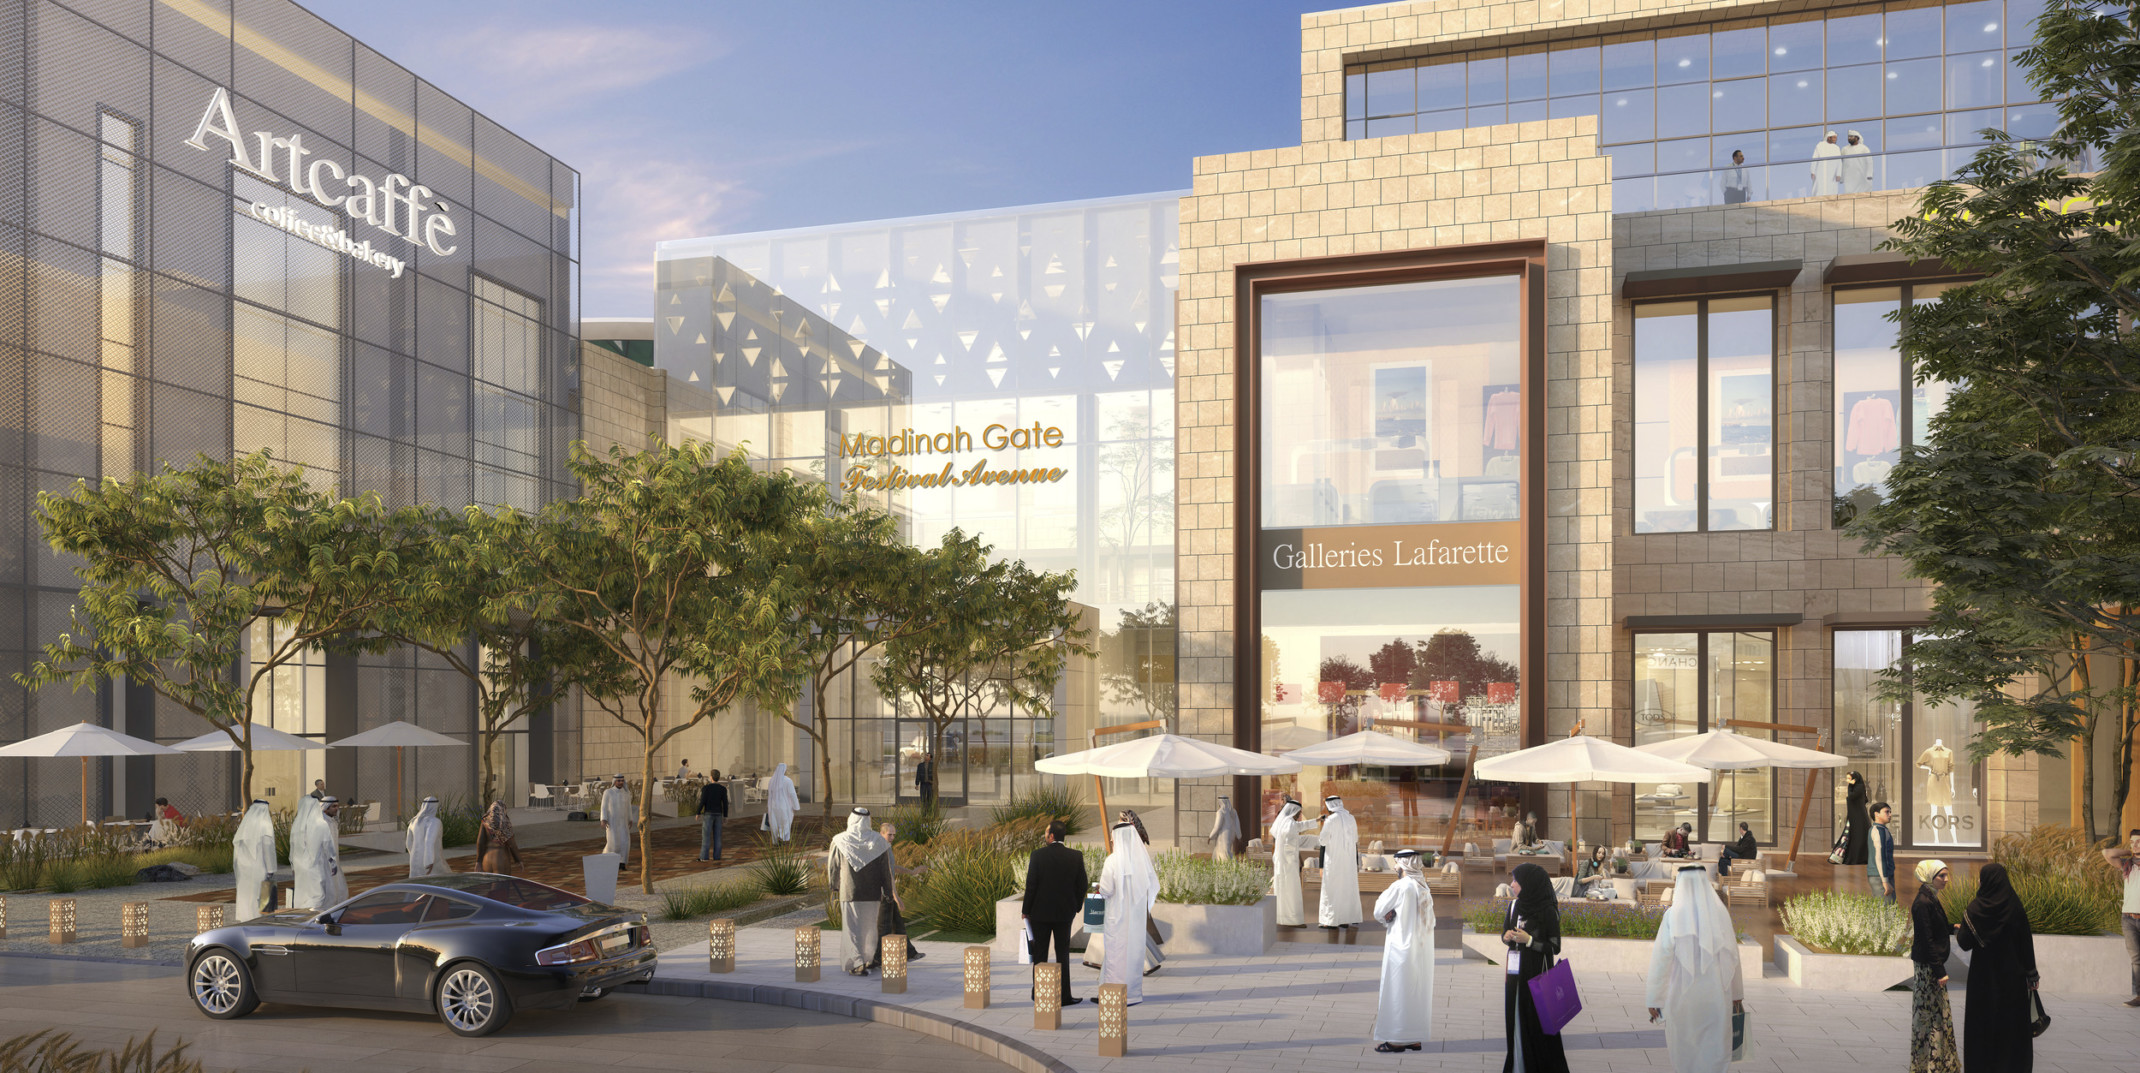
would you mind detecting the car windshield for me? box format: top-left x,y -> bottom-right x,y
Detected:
403,874 -> 590,911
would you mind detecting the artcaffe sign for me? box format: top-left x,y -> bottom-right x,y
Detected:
838,423 -> 1069,493
1258,521 -> 1522,589
186,87 -> 459,278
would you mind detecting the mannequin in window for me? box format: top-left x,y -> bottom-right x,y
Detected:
1916,739 -> 1955,841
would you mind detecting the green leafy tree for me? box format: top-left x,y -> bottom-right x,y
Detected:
18,452 -> 429,805
1411,629 -> 1520,701
873,529 -> 1091,807
1367,638 -> 1419,688
516,440 -> 822,892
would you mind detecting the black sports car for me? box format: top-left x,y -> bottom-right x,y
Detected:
185,872 -> 657,1037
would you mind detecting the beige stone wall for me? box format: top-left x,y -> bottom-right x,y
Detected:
578,342 -> 666,459
1175,116 -> 1615,839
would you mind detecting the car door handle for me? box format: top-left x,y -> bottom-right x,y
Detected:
255,945 -> 290,956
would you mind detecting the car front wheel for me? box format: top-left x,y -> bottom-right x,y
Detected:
190,950 -> 260,1020
435,962 -> 514,1037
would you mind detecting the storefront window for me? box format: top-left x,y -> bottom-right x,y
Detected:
1832,630 -> 1982,848
1633,296 -> 1776,533
1833,284 -> 1961,525
1632,630 -> 1776,844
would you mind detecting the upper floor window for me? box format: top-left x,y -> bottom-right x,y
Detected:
1633,296 -> 1776,534
1832,283 -> 1959,526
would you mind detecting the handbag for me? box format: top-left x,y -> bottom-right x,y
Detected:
1827,831 -> 1846,865
1083,894 -> 1106,928
2029,990 -> 2051,1037
1731,1007 -> 1753,1061
1526,957 -> 1582,1035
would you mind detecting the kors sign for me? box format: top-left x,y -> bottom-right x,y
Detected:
186,87 -> 459,277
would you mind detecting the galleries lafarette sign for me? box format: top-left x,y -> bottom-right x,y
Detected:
1259,521 -> 1522,589
186,87 -> 458,277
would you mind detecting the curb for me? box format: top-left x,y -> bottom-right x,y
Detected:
628,978 -> 1073,1073
0,949 -> 182,969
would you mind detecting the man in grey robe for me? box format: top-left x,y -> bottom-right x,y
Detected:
1209,796 -> 1242,861
827,807 -> 893,975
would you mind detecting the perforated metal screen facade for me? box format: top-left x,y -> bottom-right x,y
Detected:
0,0 -> 581,825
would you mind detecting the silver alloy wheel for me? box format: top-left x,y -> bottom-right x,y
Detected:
193,954 -> 242,1014
438,967 -> 496,1032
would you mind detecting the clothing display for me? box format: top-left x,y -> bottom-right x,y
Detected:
1647,867 -> 1744,1073
1844,395 -> 1900,457
1097,821 -> 1159,1004
1269,800 -> 1318,926
1317,797 -> 1362,927
406,796 -> 446,878
1917,744 -> 1955,808
1372,852 -> 1435,1048
1483,389 -> 1521,451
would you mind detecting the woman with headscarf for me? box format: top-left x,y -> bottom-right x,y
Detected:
1841,771 -> 1871,865
1717,822 -> 1756,878
1318,795 -> 1363,928
1646,865 -> 1744,1073
764,762 -> 798,843
406,796 -> 446,877
1502,861 -> 1570,1073
1371,849 -> 1435,1052
1908,859 -> 1961,1073
232,800 -> 277,919
1576,844 -> 1609,895
1958,862 -> 2037,1072
477,801 -> 521,875
1270,799 -> 1318,926
827,807 -> 893,975
1097,818 -> 1159,1004
1119,809 -> 1166,972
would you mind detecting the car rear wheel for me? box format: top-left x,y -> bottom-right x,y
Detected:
436,962 -> 513,1037
190,950 -> 259,1020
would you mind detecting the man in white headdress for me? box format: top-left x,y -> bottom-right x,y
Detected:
318,797 -> 349,905
1317,795 -> 1362,928
826,807 -> 893,975
290,796 -> 345,910
1097,819 -> 1159,1005
1841,129 -> 1875,193
1810,131 -> 1843,194
406,795 -> 445,877
1208,796 -> 1241,861
599,774 -> 634,866
232,800 -> 277,919
1371,849 -> 1436,1052
1646,864 -> 1745,1073
1270,799 -> 1319,926
763,762 -> 798,843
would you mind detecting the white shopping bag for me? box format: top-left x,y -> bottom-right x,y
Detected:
1017,920 -> 1033,965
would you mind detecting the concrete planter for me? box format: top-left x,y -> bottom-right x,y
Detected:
991,895 -> 1278,958
1460,927 -> 1762,982
992,896 -> 1088,958
1774,935 -> 1913,991
1955,933 -> 2129,995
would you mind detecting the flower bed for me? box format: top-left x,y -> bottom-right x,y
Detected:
1779,891 -> 1909,956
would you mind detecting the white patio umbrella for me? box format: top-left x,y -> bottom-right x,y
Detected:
329,720 -> 466,823
0,721 -> 179,825
171,722 -> 330,753
1279,729 -> 1453,767
1261,724 -> 1329,752
1636,727 -> 1848,865
1475,735 -> 1712,856
1037,733 -> 1301,849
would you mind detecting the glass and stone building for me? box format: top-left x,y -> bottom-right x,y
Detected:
0,0 -> 581,825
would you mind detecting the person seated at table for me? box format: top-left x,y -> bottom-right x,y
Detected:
1511,812 -> 1542,850
1576,845 -> 1610,892
1661,822 -> 1693,858
1717,821 -> 1757,877
147,797 -> 183,845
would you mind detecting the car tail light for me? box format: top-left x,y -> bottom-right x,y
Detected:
535,938 -> 602,966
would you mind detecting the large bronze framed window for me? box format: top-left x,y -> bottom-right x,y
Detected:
1232,241 -> 1547,846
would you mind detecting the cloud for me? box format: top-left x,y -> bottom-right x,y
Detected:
400,21 -> 718,117
579,156 -> 747,316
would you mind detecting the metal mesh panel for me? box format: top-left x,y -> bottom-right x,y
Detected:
149,272 -> 228,393
414,272 -> 467,373
352,44 -> 413,171
348,431 -> 409,507
28,351 -> 94,474
350,253 -> 414,351
349,343 -> 403,438
471,114 -> 551,248
415,446 -> 467,510
151,380 -> 228,462
27,114 -> 93,249
411,79 -> 470,210
232,0 -> 352,147
147,56 -> 228,188
32,2 -> 150,137
0,102 -> 27,226
470,214 -> 547,302
0,465 -> 24,588
150,0 -> 230,86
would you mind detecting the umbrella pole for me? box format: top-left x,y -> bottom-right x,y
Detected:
396,747 -> 405,826
81,755 -> 89,827
1439,744 -> 1479,856
1093,773 -> 1110,853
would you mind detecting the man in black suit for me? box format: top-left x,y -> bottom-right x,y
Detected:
915,753 -> 936,807
698,778 -> 730,861
1022,819 -> 1086,1005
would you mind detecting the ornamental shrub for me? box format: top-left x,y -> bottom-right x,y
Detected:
1152,851 -> 1269,906
1781,891 -> 1911,955
989,784 -> 1090,837
1941,870 -> 2117,937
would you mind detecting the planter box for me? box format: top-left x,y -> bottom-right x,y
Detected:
1774,935 -> 1913,992
994,895 -> 1278,958
992,896 -> 1087,958
1952,933 -> 2128,995
1460,927 -> 1762,982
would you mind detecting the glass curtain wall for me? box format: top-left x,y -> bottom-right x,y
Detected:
1631,631 -> 1777,844
1832,283 -> 1961,525
1832,629 -> 1983,848
1632,296 -> 1776,533
1255,274 -> 1527,845
1347,0 -> 2060,209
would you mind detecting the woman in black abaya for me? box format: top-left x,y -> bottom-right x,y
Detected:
1841,770 -> 1871,866
1959,862 -> 2037,1073
1501,862 -> 1570,1073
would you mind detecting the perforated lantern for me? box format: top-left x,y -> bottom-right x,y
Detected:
1098,982 -> 1129,1057
1033,963 -> 1062,1029
794,926 -> 820,982
962,945 -> 991,1009
708,918 -> 735,973
196,905 -> 224,934
121,902 -> 149,948
48,898 -> 75,944
880,934 -> 907,994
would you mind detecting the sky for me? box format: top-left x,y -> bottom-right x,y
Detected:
306,0 -> 1331,319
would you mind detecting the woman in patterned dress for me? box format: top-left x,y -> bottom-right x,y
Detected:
1907,859 -> 1960,1073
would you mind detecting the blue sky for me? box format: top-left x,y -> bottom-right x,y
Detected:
308,1 -> 1330,318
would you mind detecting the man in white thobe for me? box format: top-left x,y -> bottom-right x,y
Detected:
1646,865 -> 1745,1073
1270,799 -> 1318,926
1208,796 -> 1241,861
1317,795 -> 1362,928
1810,131 -> 1843,194
1841,129 -> 1876,193
406,795 -> 446,878
290,797 -> 345,910
827,807 -> 893,975
599,775 -> 634,865
1097,820 -> 1159,1005
1372,850 -> 1436,1051
232,800 -> 277,920
764,762 -> 798,843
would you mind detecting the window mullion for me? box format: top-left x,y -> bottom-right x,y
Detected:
1695,300 -> 1710,531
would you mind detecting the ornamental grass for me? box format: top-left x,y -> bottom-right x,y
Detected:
1780,891 -> 1911,955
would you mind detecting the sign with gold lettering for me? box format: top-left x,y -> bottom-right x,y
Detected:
1258,521 -> 1522,589
838,424 -> 1070,493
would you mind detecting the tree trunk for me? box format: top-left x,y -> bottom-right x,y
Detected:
2120,655 -> 2139,839
2073,644 -> 2097,842
637,683 -> 661,895
480,727 -> 499,808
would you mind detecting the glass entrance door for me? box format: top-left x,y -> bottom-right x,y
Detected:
898,720 -> 965,806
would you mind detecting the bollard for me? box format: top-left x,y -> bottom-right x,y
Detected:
1098,982 -> 1129,1057
0,895 -> 8,940
49,899 -> 75,944
880,934 -> 907,994
707,918 -> 735,973
121,902 -> 148,948
1033,963 -> 1061,1029
794,926 -> 820,983
962,945 -> 991,1009
196,905 -> 224,934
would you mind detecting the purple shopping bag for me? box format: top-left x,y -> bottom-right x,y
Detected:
1526,958 -> 1582,1035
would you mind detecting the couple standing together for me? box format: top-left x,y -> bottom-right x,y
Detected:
1021,811 -> 1165,1007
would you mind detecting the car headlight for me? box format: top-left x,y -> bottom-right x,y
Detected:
535,938 -> 602,966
